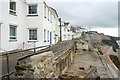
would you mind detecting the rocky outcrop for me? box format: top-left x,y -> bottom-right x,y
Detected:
102,37 -> 119,52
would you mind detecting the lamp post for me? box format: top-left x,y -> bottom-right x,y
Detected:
59,18 -> 62,41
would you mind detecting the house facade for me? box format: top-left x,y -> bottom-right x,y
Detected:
0,0 -> 59,52
73,27 -> 83,38
61,22 -> 73,41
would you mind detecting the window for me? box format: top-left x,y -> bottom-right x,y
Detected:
68,34 -> 70,39
29,29 -> 37,41
46,7 -> 48,19
44,29 -> 46,42
28,4 -> 37,15
47,30 -> 49,42
64,28 -> 66,31
9,1 -> 16,15
64,34 -> 66,38
48,10 -> 49,20
10,25 -> 17,40
44,5 -> 46,18
50,12 -> 52,22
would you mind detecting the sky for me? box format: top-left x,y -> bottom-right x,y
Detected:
44,0 -> 119,37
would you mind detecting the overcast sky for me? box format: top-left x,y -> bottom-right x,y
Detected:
44,0 -> 119,36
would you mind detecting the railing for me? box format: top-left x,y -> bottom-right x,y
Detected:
0,40 -> 76,79
0,45 -> 50,80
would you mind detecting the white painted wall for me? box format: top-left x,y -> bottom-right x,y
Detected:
0,3 -> 2,51
49,7 -> 59,44
0,0 -> 27,51
0,3 -> 2,23
0,24 -> 1,51
26,1 -> 44,48
62,23 -> 73,41
73,28 -> 82,38
0,0 -> 59,52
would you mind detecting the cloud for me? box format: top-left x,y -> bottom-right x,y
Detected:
44,0 -> 119,2
91,27 -> 118,37
46,1 -> 118,29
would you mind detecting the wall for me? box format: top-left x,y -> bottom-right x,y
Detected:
1,0 -> 27,51
61,23 -> 73,41
0,3 -> 2,50
51,14 -> 59,44
0,3 -> 2,23
0,0 -> 59,52
26,1 -> 44,48
0,24 -> 1,51
15,41 -> 75,78
0,0 -> 59,51
99,45 -> 119,78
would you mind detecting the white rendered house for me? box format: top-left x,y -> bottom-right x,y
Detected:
0,0 -> 27,52
73,27 -> 83,39
61,22 -> 73,41
0,0 -> 59,52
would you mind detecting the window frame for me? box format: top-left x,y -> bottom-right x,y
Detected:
47,30 -> 49,42
48,9 -> 49,21
9,25 -> 17,41
27,4 -> 38,16
9,1 -> 16,15
50,12 -> 52,22
44,5 -> 47,18
44,29 -> 46,42
28,29 -> 38,42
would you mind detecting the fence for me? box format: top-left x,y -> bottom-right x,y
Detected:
0,45 -> 50,80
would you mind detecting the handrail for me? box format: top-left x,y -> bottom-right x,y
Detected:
18,46 -> 50,61
1,45 -> 49,56
1,40 -> 75,79
0,71 -> 15,79
0,45 -> 50,80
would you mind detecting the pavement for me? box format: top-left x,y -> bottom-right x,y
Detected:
0,51 -> 32,78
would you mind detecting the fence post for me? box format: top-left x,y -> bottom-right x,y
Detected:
34,48 -> 36,54
33,42 -> 36,54
6,53 -> 10,80
23,42 -> 25,50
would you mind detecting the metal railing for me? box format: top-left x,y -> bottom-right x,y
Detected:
0,45 -> 50,80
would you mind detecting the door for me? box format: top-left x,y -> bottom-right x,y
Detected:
50,32 -> 52,45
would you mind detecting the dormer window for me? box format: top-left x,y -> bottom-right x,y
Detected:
28,4 -> 38,16
9,1 -> 16,15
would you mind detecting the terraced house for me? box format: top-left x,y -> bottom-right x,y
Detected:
0,0 -> 59,52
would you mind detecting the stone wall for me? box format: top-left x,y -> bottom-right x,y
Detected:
15,51 -> 56,78
15,41 -> 76,78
